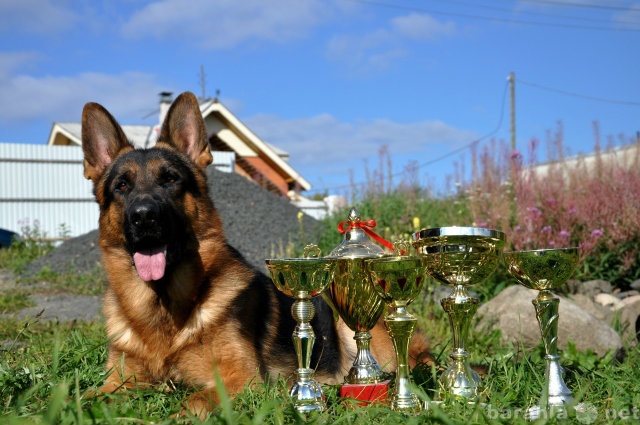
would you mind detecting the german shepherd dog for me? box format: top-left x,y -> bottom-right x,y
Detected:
81,92 -> 428,416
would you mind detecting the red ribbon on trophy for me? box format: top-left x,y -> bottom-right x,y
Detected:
337,219 -> 405,255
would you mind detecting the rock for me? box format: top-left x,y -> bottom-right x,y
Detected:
616,290 -> 640,299
616,296 -> 640,345
630,280 -> 640,291
569,293 -> 615,324
476,285 -> 623,356
594,293 -> 622,308
566,279 -> 613,297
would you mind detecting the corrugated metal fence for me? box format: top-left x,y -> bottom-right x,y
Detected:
0,143 -> 235,242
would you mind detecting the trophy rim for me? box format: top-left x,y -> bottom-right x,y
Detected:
503,247 -> 579,256
412,226 -> 506,241
265,257 -> 337,264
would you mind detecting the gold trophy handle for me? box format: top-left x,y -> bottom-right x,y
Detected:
303,244 -> 321,258
393,241 -> 410,256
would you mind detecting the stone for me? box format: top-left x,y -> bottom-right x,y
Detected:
594,293 -> 622,308
617,296 -> 640,345
630,279 -> 640,291
616,290 -> 640,299
476,285 -> 623,356
566,279 -> 613,297
569,293 -> 615,324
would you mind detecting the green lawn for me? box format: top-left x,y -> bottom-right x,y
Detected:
1,291 -> 638,425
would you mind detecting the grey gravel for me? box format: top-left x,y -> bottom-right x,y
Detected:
11,167 -> 323,322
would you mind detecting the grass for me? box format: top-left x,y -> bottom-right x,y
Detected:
1,290 -> 639,424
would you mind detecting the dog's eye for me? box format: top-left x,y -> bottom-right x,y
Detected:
114,180 -> 128,193
162,171 -> 180,186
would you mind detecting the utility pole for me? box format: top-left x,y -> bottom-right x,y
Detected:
509,72 -> 516,151
199,65 -> 207,101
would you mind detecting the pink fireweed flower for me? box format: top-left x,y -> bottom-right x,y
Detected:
529,207 -> 542,218
591,229 -> 603,238
568,207 -> 577,215
559,230 -> 570,238
541,225 -> 552,233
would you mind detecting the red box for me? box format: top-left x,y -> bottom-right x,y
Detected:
340,380 -> 390,407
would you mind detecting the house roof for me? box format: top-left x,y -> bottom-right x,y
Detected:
48,99 -> 310,191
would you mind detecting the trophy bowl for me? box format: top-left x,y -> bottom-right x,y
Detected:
267,257 -> 337,299
503,248 -> 579,419
413,227 -> 506,400
265,256 -> 337,414
503,247 -> 579,292
365,255 -> 429,414
330,258 -> 386,384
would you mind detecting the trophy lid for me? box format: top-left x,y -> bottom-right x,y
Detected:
328,207 -> 386,259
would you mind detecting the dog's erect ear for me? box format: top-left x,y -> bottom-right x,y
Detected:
158,91 -> 213,169
81,102 -> 133,182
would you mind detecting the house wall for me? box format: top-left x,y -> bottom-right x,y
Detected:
243,156 -> 289,195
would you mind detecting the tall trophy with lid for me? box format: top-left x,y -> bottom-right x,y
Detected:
326,207 -> 390,404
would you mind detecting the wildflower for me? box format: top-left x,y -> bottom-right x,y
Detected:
591,229 -> 603,238
558,230 -> 570,238
514,225 -> 522,232
568,207 -> 577,215
413,217 -> 420,231
529,207 -> 542,218
549,240 -> 556,247
541,225 -> 552,233
510,150 -> 522,160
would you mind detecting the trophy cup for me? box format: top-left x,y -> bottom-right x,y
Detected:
503,248 -> 579,420
365,254 -> 429,414
413,227 -> 505,400
326,207 -> 390,405
265,246 -> 337,414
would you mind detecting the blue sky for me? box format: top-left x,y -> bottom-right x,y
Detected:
1,0 -> 639,196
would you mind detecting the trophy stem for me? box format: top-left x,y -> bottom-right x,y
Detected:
385,307 -> 422,414
532,291 -> 573,412
439,285 -> 481,400
347,331 -> 382,384
290,298 -> 325,413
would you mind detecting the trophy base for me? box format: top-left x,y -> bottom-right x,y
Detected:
340,380 -> 390,407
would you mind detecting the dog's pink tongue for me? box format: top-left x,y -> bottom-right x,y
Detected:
133,249 -> 166,281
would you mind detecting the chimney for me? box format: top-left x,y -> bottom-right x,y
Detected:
158,91 -> 173,125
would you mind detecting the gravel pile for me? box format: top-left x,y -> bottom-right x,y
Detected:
25,167 -> 323,278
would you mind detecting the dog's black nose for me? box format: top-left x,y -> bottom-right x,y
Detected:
129,201 -> 159,229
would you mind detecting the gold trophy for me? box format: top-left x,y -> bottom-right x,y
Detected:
326,207 -> 389,405
503,248 -> 579,420
413,227 -> 505,400
265,246 -> 337,414
365,254 -> 429,414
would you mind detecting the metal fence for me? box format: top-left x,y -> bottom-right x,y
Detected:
0,143 -> 235,241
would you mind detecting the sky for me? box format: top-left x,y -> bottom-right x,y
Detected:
1,0 -> 639,197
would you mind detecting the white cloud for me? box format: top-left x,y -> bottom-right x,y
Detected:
245,112 -> 475,181
0,0 -> 80,34
121,0 -> 328,49
0,51 -> 40,77
391,13 -> 456,40
0,70 -> 164,123
327,12 -> 456,73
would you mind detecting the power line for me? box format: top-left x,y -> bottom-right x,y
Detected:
521,0 -> 639,12
517,78 -> 640,106
308,80 -> 509,195
347,0 -> 640,32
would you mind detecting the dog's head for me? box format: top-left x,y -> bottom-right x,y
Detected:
81,92 -> 214,282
